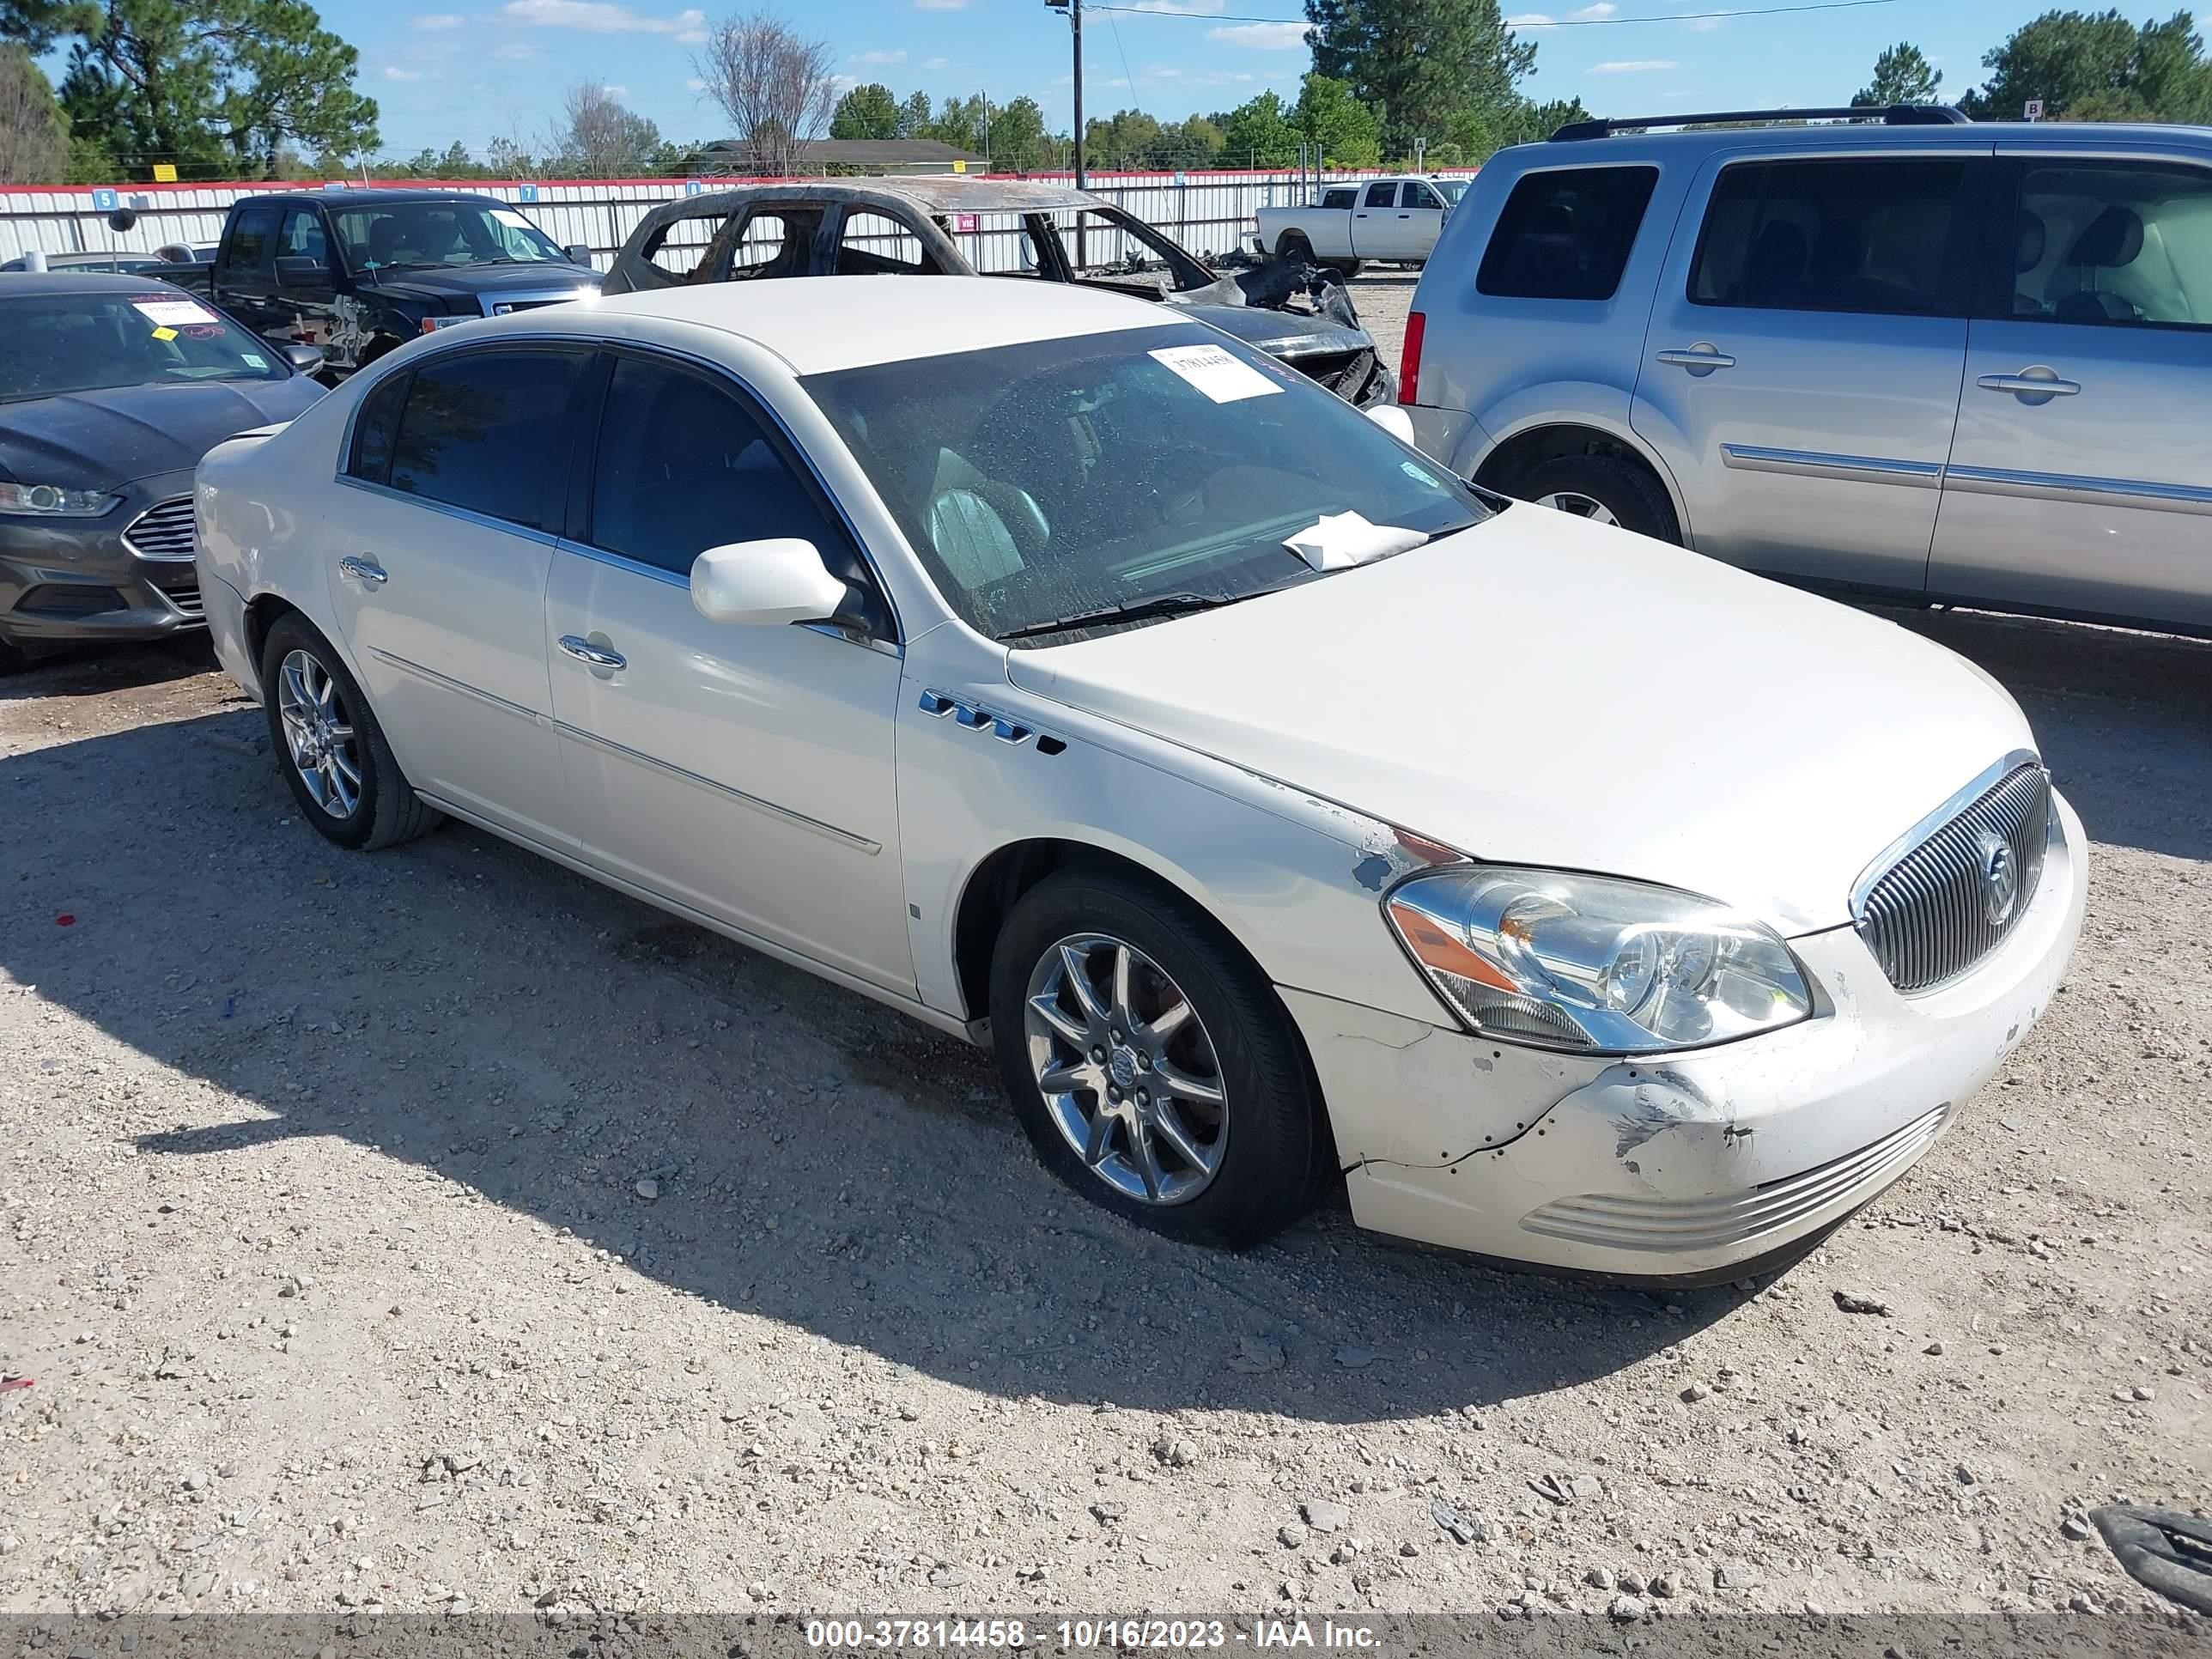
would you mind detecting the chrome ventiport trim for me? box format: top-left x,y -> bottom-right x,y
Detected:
918,688 -> 1060,749
1720,444 -> 1943,489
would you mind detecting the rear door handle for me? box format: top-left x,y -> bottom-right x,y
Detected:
1978,369 -> 2081,400
1656,345 -> 1735,374
557,635 -> 626,670
337,555 -> 386,586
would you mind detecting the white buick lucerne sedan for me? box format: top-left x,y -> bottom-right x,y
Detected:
195,277 -> 2085,1282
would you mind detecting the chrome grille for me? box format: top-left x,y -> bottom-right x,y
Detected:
123,496 -> 196,561
156,580 -> 204,619
1856,763 -> 2050,994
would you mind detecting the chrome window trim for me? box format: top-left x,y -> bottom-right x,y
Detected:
1941,464 -> 2212,517
1848,747 -> 2041,921
548,539 -> 902,657
1720,444 -> 1944,489
334,474 -> 564,547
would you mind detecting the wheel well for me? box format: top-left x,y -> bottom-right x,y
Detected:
1474,422 -> 1667,502
243,593 -> 301,684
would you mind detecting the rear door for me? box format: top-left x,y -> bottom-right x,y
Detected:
1632,149 -> 1984,592
1353,180 -> 1398,259
325,347 -> 590,847
1929,151 -> 2212,632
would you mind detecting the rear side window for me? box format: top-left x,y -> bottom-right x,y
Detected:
1321,187 -> 1357,210
387,349 -> 589,531
2008,161 -> 2212,330
1476,166 -> 1659,301
348,372 -> 408,485
221,207 -> 279,276
836,210 -> 940,275
1363,182 -> 1397,209
1690,158 -> 1967,316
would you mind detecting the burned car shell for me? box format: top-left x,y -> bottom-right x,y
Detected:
603,178 -> 1395,408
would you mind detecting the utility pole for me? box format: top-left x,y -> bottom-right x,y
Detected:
1046,0 -> 1084,189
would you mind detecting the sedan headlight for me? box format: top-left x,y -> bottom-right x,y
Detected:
1384,866 -> 1812,1054
0,482 -> 120,517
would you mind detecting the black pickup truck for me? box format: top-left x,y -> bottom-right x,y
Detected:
159,189 -> 601,377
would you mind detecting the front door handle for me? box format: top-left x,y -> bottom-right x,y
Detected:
1978,368 -> 2081,402
337,555 -> 386,586
557,635 -> 626,671
1656,344 -> 1736,375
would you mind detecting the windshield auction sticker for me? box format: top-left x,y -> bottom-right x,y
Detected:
131,298 -> 219,326
1149,343 -> 1282,404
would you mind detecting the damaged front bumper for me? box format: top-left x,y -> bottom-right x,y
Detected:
1285,791 -> 2087,1283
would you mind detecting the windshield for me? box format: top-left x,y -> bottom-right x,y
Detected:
333,202 -> 564,272
0,290 -> 289,402
805,324 -> 1488,642
1436,179 -> 1468,205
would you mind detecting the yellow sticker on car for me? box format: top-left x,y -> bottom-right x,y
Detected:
150,325 -> 178,341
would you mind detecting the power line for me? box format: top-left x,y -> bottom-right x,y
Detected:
1086,0 -> 1899,25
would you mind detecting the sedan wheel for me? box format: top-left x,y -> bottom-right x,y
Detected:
1534,490 -> 1620,526
276,647 -> 363,819
1024,933 -> 1228,1206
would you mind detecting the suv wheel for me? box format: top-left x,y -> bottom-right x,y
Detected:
1522,453 -> 1681,544
260,614 -> 441,851
988,866 -> 1327,1249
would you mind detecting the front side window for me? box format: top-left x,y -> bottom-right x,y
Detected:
643,211 -> 731,279
1477,166 -> 1659,301
835,210 -> 939,275
386,349 -> 588,530
221,207 -> 278,276
805,325 -> 1488,643
279,208 -> 331,268
2009,161 -> 2212,329
1407,183 -> 1445,210
732,209 -> 819,279
0,290 -> 290,403
589,356 -> 852,576
1690,157 -> 1967,316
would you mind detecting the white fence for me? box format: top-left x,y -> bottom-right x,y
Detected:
0,167 -> 1476,271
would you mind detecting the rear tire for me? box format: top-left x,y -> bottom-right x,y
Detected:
988,866 -> 1326,1249
259,614 -> 441,851
1331,258 -> 1363,280
1521,452 -> 1682,544
1275,231 -> 1314,265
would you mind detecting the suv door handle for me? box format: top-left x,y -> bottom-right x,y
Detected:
337,555 -> 386,586
557,635 -> 626,671
1656,345 -> 1735,374
1978,370 -> 2081,400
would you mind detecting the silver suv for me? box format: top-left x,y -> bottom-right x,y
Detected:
1401,107 -> 2212,636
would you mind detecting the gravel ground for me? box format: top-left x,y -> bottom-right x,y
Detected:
2,514 -> 2209,1627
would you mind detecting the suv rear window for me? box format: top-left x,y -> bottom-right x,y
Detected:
1690,157 -> 1967,316
1476,166 -> 1658,301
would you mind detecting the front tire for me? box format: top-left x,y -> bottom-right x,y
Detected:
259,614 -> 441,850
988,866 -> 1326,1248
1521,452 -> 1682,544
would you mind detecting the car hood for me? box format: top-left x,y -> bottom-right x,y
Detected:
0,377 -> 325,490
1002,507 -> 2035,936
1170,301 -> 1374,362
374,266 -> 601,307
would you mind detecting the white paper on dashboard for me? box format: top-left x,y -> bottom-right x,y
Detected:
1148,343 -> 1282,404
131,299 -> 217,325
1283,510 -> 1429,571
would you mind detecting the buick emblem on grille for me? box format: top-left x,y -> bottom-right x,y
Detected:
1977,830 -> 2020,927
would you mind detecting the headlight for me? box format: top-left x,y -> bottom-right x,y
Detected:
0,482 -> 120,517
1384,866 -> 1812,1054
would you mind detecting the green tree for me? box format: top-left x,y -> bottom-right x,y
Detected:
0,0 -> 96,52
829,80 -> 900,140
1305,0 -> 1534,155
1083,106 -> 1162,167
1217,89 -> 1299,167
1852,41 -> 1943,106
1961,9 -> 2212,123
1443,92 -> 1583,158
1,43 -> 71,181
988,93 -> 1049,170
896,88 -> 931,137
1294,70 -> 1380,166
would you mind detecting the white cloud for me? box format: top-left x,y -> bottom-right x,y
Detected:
1569,2 -> 1617,15
854,48 -> 906,64
921,54 -> 950,68
411,12 -> 466,27
604,82 -> 629,96
493,38 -> 542,56
684,75 -> 706,91
500,0 -> 706,37
1506,12 -> 1554,25
914,0 -> 968,8
382,65 -> 428,80
1121,0 -> 1226,14
1682,12 -> 1723,27
1589,57 -> 1678,71
1208,20 -> 1306,47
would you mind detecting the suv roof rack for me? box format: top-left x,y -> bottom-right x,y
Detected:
1550,105 -> 1969,141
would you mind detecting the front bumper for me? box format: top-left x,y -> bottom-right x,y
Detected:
1291,791 -> 2088,1281
0,470 -> 204,653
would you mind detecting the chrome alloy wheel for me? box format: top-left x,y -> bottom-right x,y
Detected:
1023,933 -> 1230,1206
1534,490 -> 1621,526
276,648 -> 362,819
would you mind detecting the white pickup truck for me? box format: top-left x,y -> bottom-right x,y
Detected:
1253,175 -> 1468,274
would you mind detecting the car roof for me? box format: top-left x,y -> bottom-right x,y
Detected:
667,174 -> 1103,216
235,188 -> 512,210
0,272 -> 202,297
1511,118 -> 2212,162
537,276 -> 1183,375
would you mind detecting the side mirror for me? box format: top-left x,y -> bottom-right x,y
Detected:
563,243 -> 594,267
690,538 -> 848,627
280,342 -> 326,374
274,256 -> 327,288
1364,404 -> 1416,444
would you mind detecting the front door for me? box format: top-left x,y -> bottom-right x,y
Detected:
324,346 -> 590,847
274,204 -> 338,355
214,203 -> 283,341
1633,150 -> 1982,592
1929,153 -> 2212,634
1399,180 -> 1449,261
545,350 -> 913,994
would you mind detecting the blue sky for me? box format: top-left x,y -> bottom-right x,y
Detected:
335,0 -> 2053,161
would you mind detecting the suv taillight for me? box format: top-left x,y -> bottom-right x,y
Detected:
1399,310 -> 1424,406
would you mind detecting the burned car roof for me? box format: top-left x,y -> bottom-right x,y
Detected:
656,176 -> 1103,218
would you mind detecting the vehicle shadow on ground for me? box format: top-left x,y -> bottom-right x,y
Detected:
1880,606 -> 2212,864
0,636 -> 216,702
8,708 -> 1742,1425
